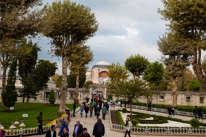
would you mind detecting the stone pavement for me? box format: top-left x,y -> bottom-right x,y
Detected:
25,109 -> 204,137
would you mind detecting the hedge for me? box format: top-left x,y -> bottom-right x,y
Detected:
116,110 -> 125,125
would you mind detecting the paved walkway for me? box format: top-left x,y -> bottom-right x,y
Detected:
24,109 -> 204,137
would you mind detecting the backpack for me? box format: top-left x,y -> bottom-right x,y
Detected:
97,124 -> 103,133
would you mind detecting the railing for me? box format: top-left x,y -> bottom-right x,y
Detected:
5,107 -> 80,137
110,107 -> 206,135
115,103 -> 206,118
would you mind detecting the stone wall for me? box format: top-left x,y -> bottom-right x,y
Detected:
138,91 -> 206,106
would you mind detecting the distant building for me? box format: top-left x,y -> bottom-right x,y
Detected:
86,59 -> 110,84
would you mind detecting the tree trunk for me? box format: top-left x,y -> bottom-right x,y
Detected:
130,99 -> 132,115
172,77 -> 178,106
22,96 -> 25,103
58,56 -> 68,114
1,67 -> 7,106
74,71 -> 79,105
26,96 -> 29,110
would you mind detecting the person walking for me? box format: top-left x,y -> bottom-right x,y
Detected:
72,120 -> 83,137
63,113 -> 71,127
80,103 -> 85,117
194,106 -> 199,119
84,104 -> 89,118
79,128 -> 90,137
124,118 -> 131,137
102,105 -> 107,120
73,103 -> 77,117
61,127 -> 69,137
171,107 -> 175,117
0,127 -> 6,137
90,104 -> 94,117
46,125 -> 56,137
120,99 -> 123,108
124,99 -> 126,108
60,122 -> 69,137
198,107 -> 203,121
147,100 -> 151,111
104,101 -> 109,114
96,105 -> 101,120
37,112 -> 43,135
56,115 -> 63,135
92,118 -> 105,137
168,105 -> 172,117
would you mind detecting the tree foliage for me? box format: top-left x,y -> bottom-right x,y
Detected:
49,89 -> 55,104
188,80 -> 202,92
83,81 -> 93,89
1,58 -> 18,110
125,54 -> 149,78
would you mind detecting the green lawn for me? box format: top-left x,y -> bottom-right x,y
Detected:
0,103 -> 75,129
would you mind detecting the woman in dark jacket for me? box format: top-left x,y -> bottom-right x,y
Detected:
198,107 -> 203,121
84,104 -> 89,118
168,105 -> 172,117
93,118 -> 105,137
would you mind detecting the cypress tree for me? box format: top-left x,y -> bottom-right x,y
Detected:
49,89 -> 55,105
1,58 -> 18,110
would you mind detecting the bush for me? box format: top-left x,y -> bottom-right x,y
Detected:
154,117 -> 159,120
116,110 -> 125,125
190,118 -> 200,128
49,89 -> 55,104
131,119 -> 139,126
122,108 -> 127,113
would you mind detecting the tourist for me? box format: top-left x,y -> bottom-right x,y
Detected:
73,103 -> 77,117
171,107 -> 175,117
86,97 -> 90,103
104,101 -> 109,114
198,107 -> 203,121
37,112 -> 43,135
99,99 -> 103,110
65,106 -> 70,115
125,118 -> 131,137
96,105 -> 101,120
80,102 -> 85,117
124,99 -> 126,108
72,120 -> 83,137
56,115 -> 63,135
63,112 -> 71,127
0,127 -> 6,137
61,127 -> 69,137
79,128 -> 90,137
194,106 -> 199,119
46,125 -> 56,137
120,99 -> 123,108
147,100 -> 151,111
92,118 -> 105,137
60,122 -> 69,137
102,105 -> 107,120
167,105 -> 172,117
90,103 -> 94,117
84,104 -> 89,118
127,100 -> 130,108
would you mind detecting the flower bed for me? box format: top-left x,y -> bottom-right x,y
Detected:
44,103 -> 60,106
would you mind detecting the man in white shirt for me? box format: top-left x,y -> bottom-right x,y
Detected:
46,125 -> 56,137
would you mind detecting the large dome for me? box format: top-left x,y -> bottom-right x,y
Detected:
92,59 -> 110,69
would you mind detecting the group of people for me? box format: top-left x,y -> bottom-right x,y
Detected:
167,105 -> 175,117
194,106 -> 203,121
119,99 -> 130,108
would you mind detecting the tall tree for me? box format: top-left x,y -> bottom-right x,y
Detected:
43,0 -> 98,113
0,0 -> 43,48
1,58 -> 18,110
158,33 -> 193,106
125,54 -> 149,79
158,0 -> 206,91
69,44 -> 94,104
68,71 -> 86,88
0,38 -> 31,105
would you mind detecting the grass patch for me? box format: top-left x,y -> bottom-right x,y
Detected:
0,103 -> 77,129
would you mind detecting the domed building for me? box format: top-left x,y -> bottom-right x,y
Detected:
86,59 -> 110,84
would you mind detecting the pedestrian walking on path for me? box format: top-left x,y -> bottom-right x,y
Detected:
63,113 -> 71,127
167,105 -> 172,117
104,101 -> 109,114
73,103 -> 77,117
46,125 -> 56,137
93,118 -> 105,137
147,100 -> 151,111
72,120 -> 83,137
60,122 -> 69,137
120,99 -> 123,108
37,112 -> 43,135
84,104 -> 89,118
90,104 -> 94,117
198,107 -> 203,121
124,118 -> 131,137
194,106 -> 199,119
80,103 -> 85,117
96,105 -> 101,120
102,105 -> 107,120
171,107 -> 175,117
79,128 -> 90,137
56,115 -> 63,135
61,127 -> 69,137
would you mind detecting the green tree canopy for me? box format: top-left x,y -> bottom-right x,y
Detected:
188,80 -> 202,92
125,54 -> 149,78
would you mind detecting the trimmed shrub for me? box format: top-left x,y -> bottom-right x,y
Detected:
154,117 -> 159,120
49,89 -> 55,104
190,118 -> 200,128
122,108 -> 127,113
116,110 -> 125,125
131,119 -> 139,126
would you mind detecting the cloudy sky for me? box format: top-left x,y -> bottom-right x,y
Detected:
31,0 -> 193,75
